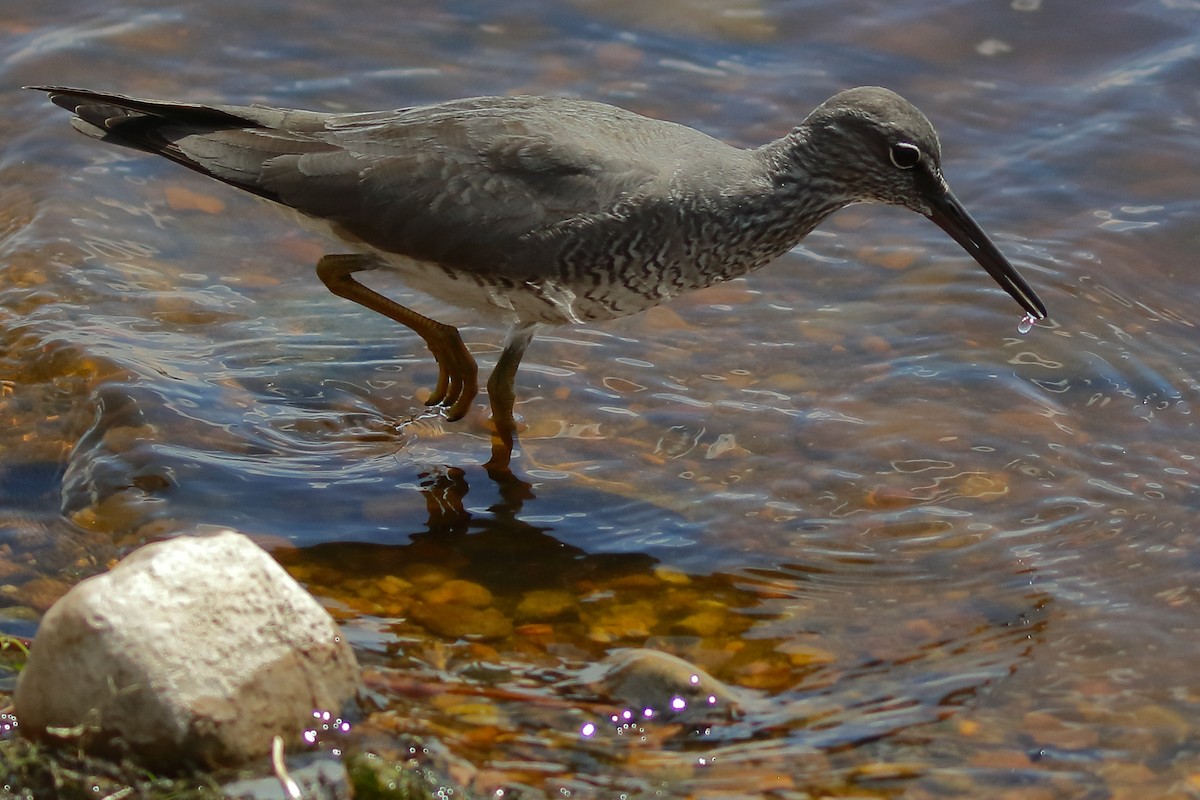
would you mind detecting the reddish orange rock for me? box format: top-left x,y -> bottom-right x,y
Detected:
164,184 -> 225,214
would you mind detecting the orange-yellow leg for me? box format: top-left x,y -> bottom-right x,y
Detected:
484,322 -> 537,470
316,254 -> 478,420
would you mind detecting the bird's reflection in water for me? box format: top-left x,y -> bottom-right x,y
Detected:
416,462 -> 535,536
290,468 -> 661,604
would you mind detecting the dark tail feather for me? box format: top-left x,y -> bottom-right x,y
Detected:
28,85 -> 257,140
26,85 -> 284,202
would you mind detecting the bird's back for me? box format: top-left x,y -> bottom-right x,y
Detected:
43,89 -> 764,276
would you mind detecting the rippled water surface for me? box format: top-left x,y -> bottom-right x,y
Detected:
3,1 -> 1200,796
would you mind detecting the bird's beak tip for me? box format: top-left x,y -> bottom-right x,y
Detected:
923,190 -> 1047,322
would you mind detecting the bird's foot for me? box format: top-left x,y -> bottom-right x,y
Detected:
423,326 -> 479,421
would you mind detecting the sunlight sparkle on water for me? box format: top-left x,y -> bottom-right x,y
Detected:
1018,312 -> 1037,334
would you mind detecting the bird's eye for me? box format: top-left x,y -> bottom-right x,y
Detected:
889,142 -> 922,169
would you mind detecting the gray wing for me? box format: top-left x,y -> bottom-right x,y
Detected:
257,99 -> 674,269
35,88 -> 678,270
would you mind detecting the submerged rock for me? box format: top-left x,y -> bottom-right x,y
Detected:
582,648 -> 748,722
14,529 -> 362,769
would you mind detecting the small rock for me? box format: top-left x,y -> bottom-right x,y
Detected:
514,589 -> 578,623
14,529 -> 362,769
584,599 -> 657,642
673,606 -> 729,637
583,648 -> 747,722
1022,710 -> 1100,750
164,184 -> 226,214
409,603 -> 513,641
419,578 -> 493,608
15,576 -> 71,613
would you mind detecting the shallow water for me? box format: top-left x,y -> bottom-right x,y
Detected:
4,0 -> 1200,796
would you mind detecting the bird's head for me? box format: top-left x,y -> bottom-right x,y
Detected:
794,86 -> 1047,321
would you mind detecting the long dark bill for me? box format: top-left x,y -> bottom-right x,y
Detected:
925,188 -> 1047,320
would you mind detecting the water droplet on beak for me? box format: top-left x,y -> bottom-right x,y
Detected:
1017,312 -> 1037,335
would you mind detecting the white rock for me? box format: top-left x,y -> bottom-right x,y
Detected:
14,529 -> 361,768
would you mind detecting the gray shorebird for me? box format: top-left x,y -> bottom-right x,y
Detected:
31,85 -> 1046,462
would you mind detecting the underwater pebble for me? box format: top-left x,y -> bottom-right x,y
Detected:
419,578 -> 494,608
968,749 -> 1033,770
69,488 -> 160,533
14,576 -> 71,613
850,761 -> 927,781
402,562 -> 460,588
99,424 -> 159,453
781,644 -> 837,667
584,599 -> 657,642
409,602 -> 513,641
515,589 -> 579,622
1023,710 -> 1100,750
164,184 -> 226,214
673,606 -> 728,637
587,648 -> 745,721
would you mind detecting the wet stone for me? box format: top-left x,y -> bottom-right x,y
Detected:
850,761 -> 927,782
164,184 -> 226,214
586,648 -> 746,722
515,589 -> 579,622
781,643 -> 837,667
584,599 -> 657,642
1023,710 -> 1101,750
16,576 -> 72,613
1101,762 -> 1158,800
0,555 -> 29,583
99,424 -> 160,453
401,563 -> 460,588
14,530 -> 361,769
419,578 -> 493,608
672,605 -> 729,637
431,695 -> 505,727
409,602 -> 513,641
69,489 -> 160,534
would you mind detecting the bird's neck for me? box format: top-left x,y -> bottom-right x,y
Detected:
758,127 -> 853,205
722,131 -> 857,259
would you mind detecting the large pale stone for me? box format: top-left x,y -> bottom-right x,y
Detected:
14,529 -> 361,769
